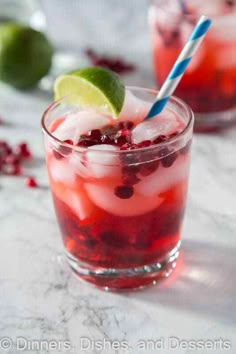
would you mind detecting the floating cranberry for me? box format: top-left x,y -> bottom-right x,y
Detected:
120,143 -> 139,151
139,160 -> 159,176
88,129 -> 101,141
53,150 -> 64,160
168,132 -> 179,139
25,176 -> 38,188
122,165 -> 141,175
159,148 -> 178,168
100,231 -> 128,248
101,135 -> 113,145
53,139 -> 73,159
114,185 -> 134,199
115,135 -> 128,146
137,140 -> 152,148
115,121 -> 134,130
77,138 -> 96,147
122,173 -> 140,186
153,135 -> 168,144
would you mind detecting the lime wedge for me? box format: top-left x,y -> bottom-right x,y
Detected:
54,67 -> 125,118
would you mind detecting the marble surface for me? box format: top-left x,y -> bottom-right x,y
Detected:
1,1 -> 236,353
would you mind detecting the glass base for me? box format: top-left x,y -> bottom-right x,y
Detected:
66,243 -> 180,291
194,106 -> 236,132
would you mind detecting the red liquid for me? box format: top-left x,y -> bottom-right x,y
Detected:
45,106 -> 192,289
52,180 -> 186,269
150,9 -> 236,116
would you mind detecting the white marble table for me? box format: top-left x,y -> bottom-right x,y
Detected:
1,1 -> 236,352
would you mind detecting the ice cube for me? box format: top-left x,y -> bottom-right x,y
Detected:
69,152 -> 91,179
67,190 -> 95,221
87,145 -> 121,178
118,90 -> 151,124
210,13 -> 236,43
53,110 -> 111,144
72,110 -> 111,144
52,114 -> 80,142
84,181 -> 163,217
51,179 -> 95,221
49,159 -> 76,185
136,156 -> 190,197
131,110 -> 180,144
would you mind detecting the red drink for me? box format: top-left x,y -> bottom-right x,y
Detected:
149,0 -> 236,131
42,88 -> 193,290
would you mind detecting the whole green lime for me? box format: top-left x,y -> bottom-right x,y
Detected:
0,23 -> 53,89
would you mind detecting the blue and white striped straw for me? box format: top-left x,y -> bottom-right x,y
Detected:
146,15 -> 211,120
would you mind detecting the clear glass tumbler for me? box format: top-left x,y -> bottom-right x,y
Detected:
42,87 -> 194,290
149,0 -> 236,132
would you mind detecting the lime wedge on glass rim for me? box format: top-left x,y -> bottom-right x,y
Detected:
54,67 -> 125,118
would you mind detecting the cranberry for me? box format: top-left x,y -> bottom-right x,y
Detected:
139,160 -> 159,176
0,141 -> 12,157
115,135 -> 128,146
84,48 -> 136,75
122,173 -> 140,186
115,121 -> 134,130
53,150 -> 64,160
100,231 -> 128,248
4,154 -> 20,165
159,148 -> 178,168
120,143 -> 139,151
15,142 -> 32,159
101,135 -> 113,145
84,48 -> 97,59
88,129 -> 101,141
25,176 -> 38,188
114,185 -> 134,199
153,135 -> 168,144
53,140 -> 73,159
4,164 -> 22,175
137,140 -> 152,148
77,138 -> 96,147
122,165 -> 141,174
168,132 -> 180,139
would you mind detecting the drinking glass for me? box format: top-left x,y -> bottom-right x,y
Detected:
42,87 -> 194,290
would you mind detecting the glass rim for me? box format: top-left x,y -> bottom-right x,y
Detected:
149,0 -> 235,20
41,86 -> 194,155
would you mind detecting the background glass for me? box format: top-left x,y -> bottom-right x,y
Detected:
149,0 -> 236,132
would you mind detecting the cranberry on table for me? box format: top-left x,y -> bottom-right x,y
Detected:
25,177 -> 38,188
